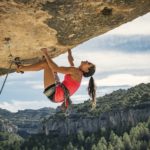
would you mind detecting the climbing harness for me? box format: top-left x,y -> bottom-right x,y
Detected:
0,38 -> 23,95
54,73 -> 72,114
59,83 -> 72,108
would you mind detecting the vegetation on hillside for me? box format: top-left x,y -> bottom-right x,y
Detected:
55,83 -> 150,117
0,118 -> 150,150
0,83 -> 150,150
0,132 -> 23,150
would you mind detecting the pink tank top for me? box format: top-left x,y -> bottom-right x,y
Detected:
54,74 -> 81,102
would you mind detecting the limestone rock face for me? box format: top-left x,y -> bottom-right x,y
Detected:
41,105 -> 150,135
0,0 -> 150,75
0,117 -> 18,133
0,107 -> 55,135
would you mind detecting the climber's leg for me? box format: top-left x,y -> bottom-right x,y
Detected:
16,60 -> 46,72
43,62 -> 56,89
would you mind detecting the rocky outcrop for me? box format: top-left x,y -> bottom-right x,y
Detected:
0,117 -> 18,133
0,0 -> 150,75
0,107 -> 55,136
42,104 -> 150,135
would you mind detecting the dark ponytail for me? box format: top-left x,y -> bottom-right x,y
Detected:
88,76 -> 96,109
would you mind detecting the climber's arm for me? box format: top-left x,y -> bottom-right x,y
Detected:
68,49 -> 74,67
41,48 -> 76,74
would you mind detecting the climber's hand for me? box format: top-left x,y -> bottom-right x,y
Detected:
68,49 -> 74,66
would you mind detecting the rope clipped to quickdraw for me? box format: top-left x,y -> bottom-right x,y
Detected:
0,38 -> 23,95
0,62 -> 13,95
0,38 -> 13,95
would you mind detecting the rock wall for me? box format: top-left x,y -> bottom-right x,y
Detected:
0,0 -> 150,75
0,107 -> 55,135
0,117 -> 18,133
42,105 -> 150,135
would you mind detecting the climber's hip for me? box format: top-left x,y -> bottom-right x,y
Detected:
43,83 -> 56,102
43,83 -> 64,103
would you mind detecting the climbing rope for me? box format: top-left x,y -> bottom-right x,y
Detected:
0,38 -> 23,95
0,38 -> 12,95
0,62 -> 13,95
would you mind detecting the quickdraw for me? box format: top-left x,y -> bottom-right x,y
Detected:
0,38 -> 23,95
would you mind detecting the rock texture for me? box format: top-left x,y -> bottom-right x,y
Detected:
42,104 -> 150,135
41,83 -> 150,135
0,83 -> 149,137
0,107 -> 55,136
0,0 -> 150,75
0,117 -> 18,133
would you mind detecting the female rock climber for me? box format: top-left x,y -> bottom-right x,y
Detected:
16,48 -> 96,111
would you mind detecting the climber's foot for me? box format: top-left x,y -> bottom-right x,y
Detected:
16,65 -> 23,73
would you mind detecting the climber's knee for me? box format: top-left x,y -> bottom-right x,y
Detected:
42,61 -> 48,68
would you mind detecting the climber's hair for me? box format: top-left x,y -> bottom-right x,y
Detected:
83,65 -> 95,78
88,76 -> 96,108
83,65 -> 96,108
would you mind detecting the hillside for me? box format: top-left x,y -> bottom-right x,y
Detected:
0,83 -> 149,137
21,118 -> 150,150
0,107 -> 55,136
72,83 -> 150,115
0,83 -> 150,137
42,83 -> 150,135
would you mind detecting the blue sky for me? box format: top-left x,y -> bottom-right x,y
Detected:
0,13 -> 150,112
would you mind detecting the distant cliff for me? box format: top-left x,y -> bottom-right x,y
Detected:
0,83 -> 150,137
42,83 -> 150,135
44,105 -> 150,135
0,107 -> 55,136
0,117 -> 18,133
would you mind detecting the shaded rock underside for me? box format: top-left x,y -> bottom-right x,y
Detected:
0,0 -> 150,75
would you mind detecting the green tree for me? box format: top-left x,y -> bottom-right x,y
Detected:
109,131 -> 124,150
108,143 -> 114,150
77,130 -> 85,142
123,132 -> 132,150
85,136 -> 91,150
97,137 -> 107,150
80,146 -> 84,150
66,142 -> 74,150
91,134 -> 96,143
114,137 -> 124,150
32,146 -> 38,150
91,144 -> 97,150
24,147 -> 28,150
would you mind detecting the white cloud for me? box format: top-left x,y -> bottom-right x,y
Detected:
71,94 -> 89,102
24,81 -> 43,89
0,99 -> 59,112
108,13 -> 150,35
96,74 -> 150,86
73,51 -> 150,73
32,84 -> 43,89
0,96 -> 89,112
9,72 -> 34,80
81,74 -> 150,86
